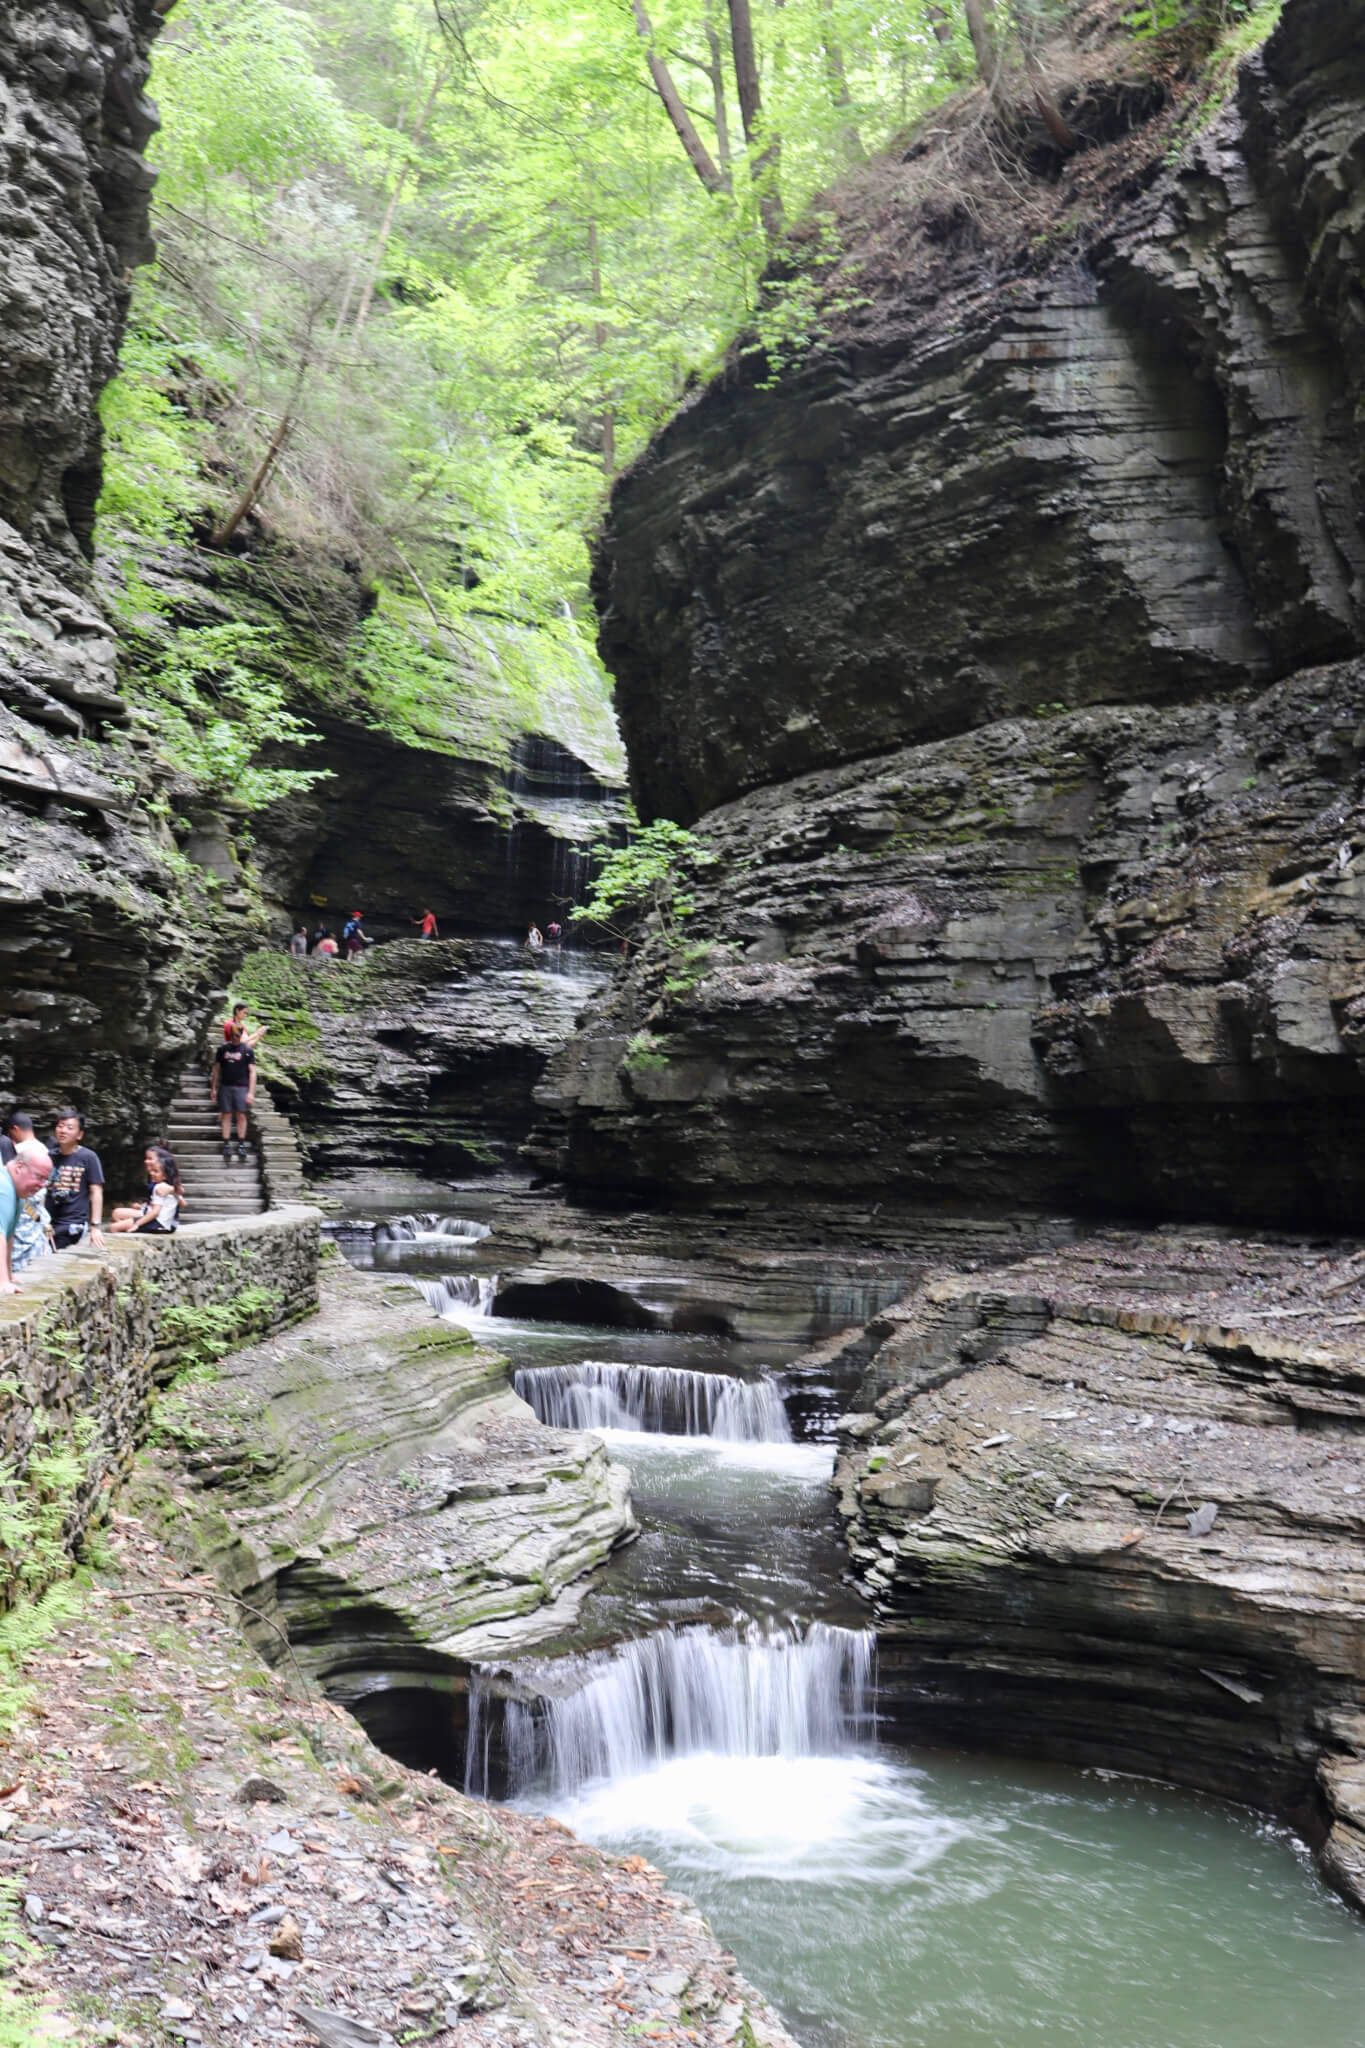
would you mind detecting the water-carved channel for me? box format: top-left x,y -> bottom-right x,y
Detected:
342,1209 -> 1365,2048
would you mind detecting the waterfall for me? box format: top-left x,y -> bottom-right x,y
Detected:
513,1361 -> 792,1442
417,1273 -> 499,1323
376,1214 -> 491,1244
466,1622 -> 877,1798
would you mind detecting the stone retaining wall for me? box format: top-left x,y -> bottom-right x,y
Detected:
0,1208 -> 320,1612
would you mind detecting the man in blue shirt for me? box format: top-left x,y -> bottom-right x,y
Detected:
1,1141 -> 53,1295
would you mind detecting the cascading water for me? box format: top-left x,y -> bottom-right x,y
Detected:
336,1202 -> 1365,2048
376,1214 -> 492,1245
417,1273 -> 499,1324
513,1361 -> 792,1443
466,1621 -> 875,1799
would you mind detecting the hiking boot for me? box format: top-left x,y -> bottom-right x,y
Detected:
222,1142 -> 233,1165
236,1141 -> 249,1163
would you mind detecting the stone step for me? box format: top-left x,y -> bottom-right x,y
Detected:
171,1143 -> 261,1159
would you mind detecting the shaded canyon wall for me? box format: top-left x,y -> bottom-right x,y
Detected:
542,0 -> 1365,1230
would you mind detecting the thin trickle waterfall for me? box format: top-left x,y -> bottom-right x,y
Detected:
466,1622 -> 877,1798
417,1273 -> 498,1321
377,1214 -> 491,1244
513,1361 -> 792,1443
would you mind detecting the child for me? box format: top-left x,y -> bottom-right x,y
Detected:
111,1147 -> 182,1234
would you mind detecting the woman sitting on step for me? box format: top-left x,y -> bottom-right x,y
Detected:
110,1146 -> 183,1235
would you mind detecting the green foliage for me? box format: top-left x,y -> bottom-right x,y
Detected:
151,0 -> 356,205
97,0 -> 969,784
231,950 -> 336,1092
129,623 -> 330,813
0,1578 -> 85,1739
98,317 -> 208,544
572,817 -> 716,942
663,938 -> 737,998
160,1284 -> 282,1379
623,1029 -> 670,1077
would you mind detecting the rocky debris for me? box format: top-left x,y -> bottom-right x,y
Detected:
539,661 -> 1365,1227
159,1257 -> 636,1684
833,1227 -> 1365,1911
595,0 -> 1365,825
0,1511 -> 795,2048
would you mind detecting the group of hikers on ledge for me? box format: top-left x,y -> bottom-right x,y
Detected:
281,906 -> 571,958
0,995 -> 274,1297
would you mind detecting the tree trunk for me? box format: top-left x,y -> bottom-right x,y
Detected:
209,358 -> 308,548
927,4 -> 953,41
631,0 -> 727,194
727,0 -> 782,239
589,219 -> 616,478
963,0 -> 998,86
352,64 -> 447,338
821,0 -> 862,156
705,14 -> 732,176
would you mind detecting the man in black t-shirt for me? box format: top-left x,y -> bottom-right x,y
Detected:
46,1110 -> 105,1250
212,1025 -> 256,1164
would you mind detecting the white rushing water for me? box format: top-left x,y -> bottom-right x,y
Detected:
376,1213 -> 491,1244
513,1360 -> 793,1443
467,1620 -> 875,1799
416,1272 -> 499,1326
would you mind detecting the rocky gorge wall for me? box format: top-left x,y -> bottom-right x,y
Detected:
545,0 -> 1365,1231
237,938 -> 612,1182
0,0 -> 268,1183
831,1233 -> 1365,1910
0,3 -> 627,1183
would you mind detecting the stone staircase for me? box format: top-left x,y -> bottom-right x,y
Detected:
164,1068 -> 268,1223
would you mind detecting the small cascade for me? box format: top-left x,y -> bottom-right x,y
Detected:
376,1214 -> 491,1245
513,1361 -> 792,1443
466,1621 -> 877,1798
417,1273 -> 499,1324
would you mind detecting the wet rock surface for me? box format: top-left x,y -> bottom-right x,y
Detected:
833,1227 -> 1365,1909
0,1509 -> 795,2048
163,1256 -> 636,1683
0,1 -> 266,1176
476,1186 -> 1082,1347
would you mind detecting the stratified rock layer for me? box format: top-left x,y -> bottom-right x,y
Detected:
596,5 -> 1365,825
171,1257 -> 636,1681
242,940 -> 612,1179
555,0 -> 1365,1229
833,1231 -> 1365,1910
542,663 -> 1365,1226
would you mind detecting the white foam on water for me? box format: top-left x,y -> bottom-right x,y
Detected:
544,1750 -> 971,1888
416,1273 -> 499,1327
596,1427 -> 835,1483
377,1212 -> 491,1245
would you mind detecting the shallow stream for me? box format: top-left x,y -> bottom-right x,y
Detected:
340,1208 -> 1365,2048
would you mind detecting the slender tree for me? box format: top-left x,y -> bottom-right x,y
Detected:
631,0 -> 728,194
727,0 -> 782,239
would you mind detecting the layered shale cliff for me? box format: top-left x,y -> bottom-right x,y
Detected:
0,0 -> 257,1181
543,0 -> 1365,1230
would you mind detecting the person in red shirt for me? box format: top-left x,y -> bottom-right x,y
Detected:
412,909 -> 439,939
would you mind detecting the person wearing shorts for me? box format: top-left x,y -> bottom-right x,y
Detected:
212,1025 -> 256,1164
